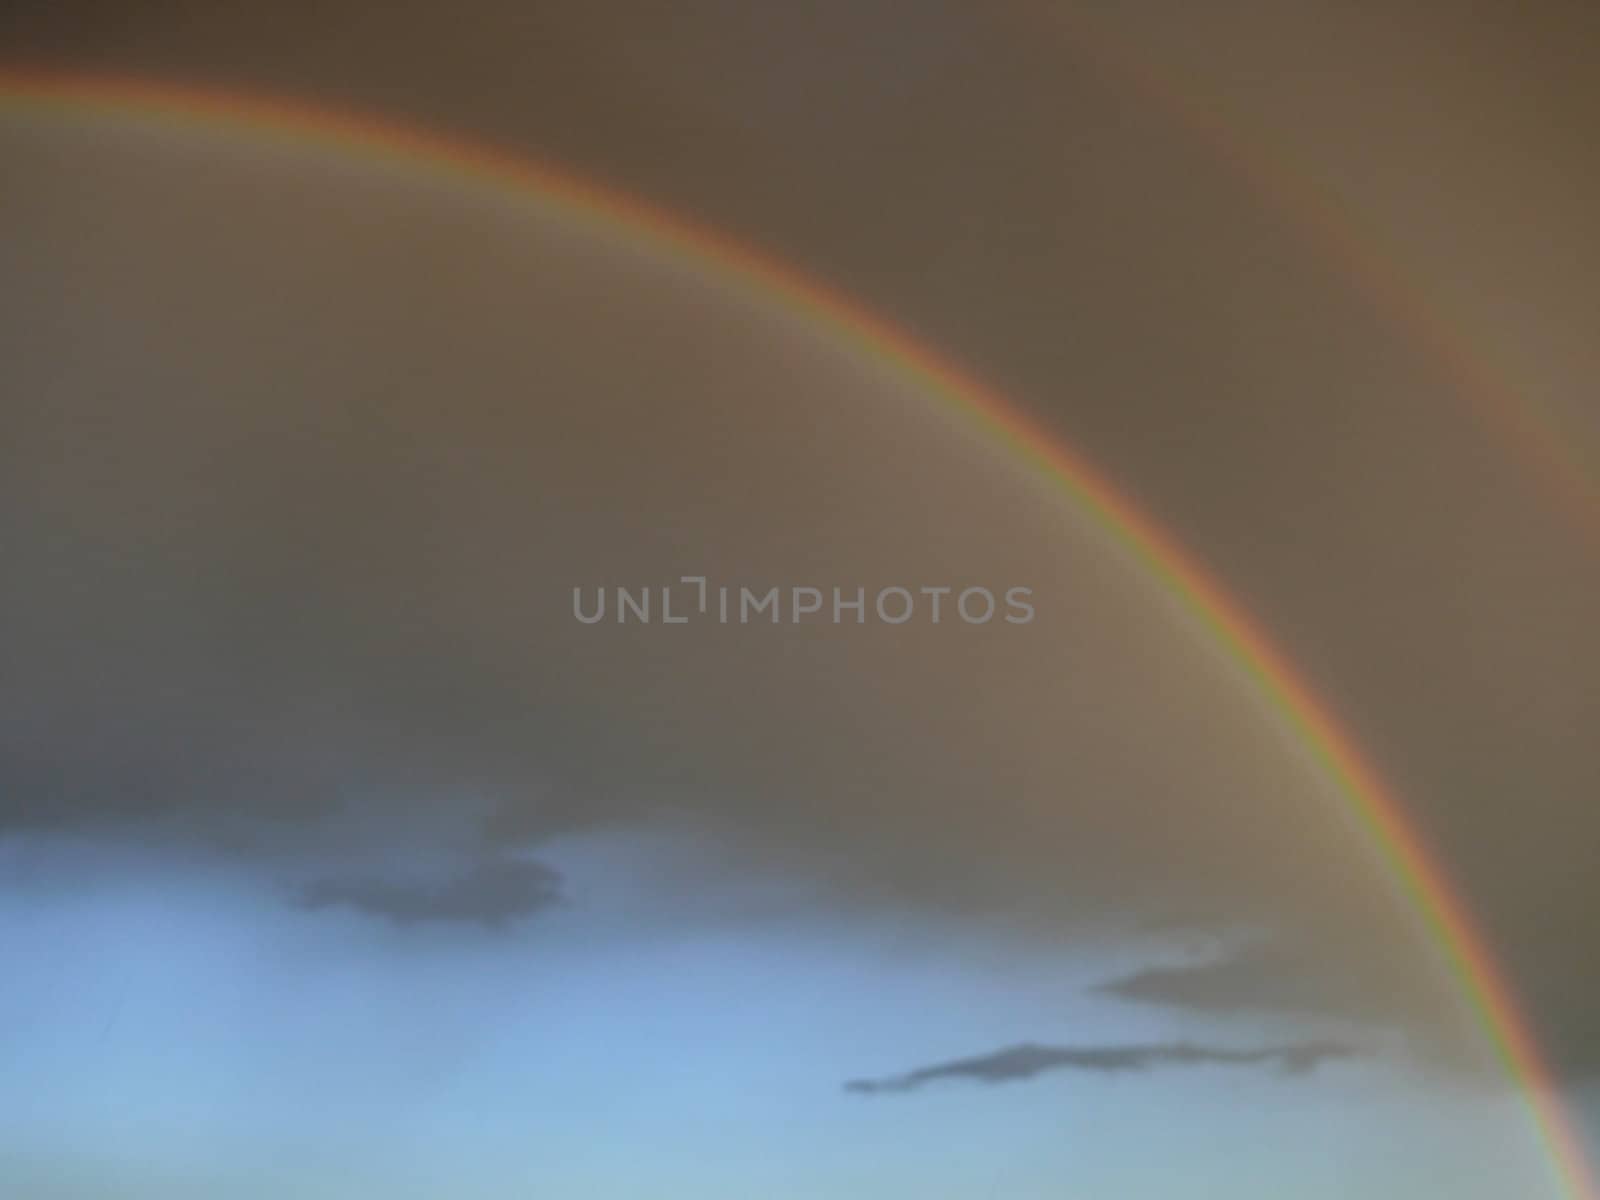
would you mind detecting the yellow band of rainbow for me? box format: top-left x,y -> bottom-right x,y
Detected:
1,70 -> 1592,1198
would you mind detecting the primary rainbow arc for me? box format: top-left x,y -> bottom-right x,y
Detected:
1,69 -> 1592,1199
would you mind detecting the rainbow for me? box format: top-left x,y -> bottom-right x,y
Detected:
1,71 -> 1593,1195
1015,1 -> 1600,543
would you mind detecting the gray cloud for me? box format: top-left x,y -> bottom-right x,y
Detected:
2,115 -> 1384,949
299,857 -> 562,927
844,1039 -> 1357,1095
1093,941 -> 1384,1023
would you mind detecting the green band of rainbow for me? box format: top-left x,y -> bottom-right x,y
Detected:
2,70 -> 1593,1198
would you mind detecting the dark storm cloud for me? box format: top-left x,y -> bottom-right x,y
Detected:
844,1038 -> 1356,1095
299,856 -> 562,927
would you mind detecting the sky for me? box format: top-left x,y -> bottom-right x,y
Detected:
2,2 -> 1598,1196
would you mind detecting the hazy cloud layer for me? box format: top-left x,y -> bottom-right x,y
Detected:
844,1039 -> 1357,1095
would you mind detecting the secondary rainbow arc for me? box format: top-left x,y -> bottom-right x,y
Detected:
1,70 -> 1592,1199
1018,2 -> 1600,544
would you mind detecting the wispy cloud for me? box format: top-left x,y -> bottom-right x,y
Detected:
844,1039 -> 1355,1095
1093,942 -> 1365,1017
299,856 -> 562,927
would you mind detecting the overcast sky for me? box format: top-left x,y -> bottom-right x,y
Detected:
2,3 -> 1597,1196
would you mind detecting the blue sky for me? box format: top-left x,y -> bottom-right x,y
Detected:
0,830 -> 1563,1198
